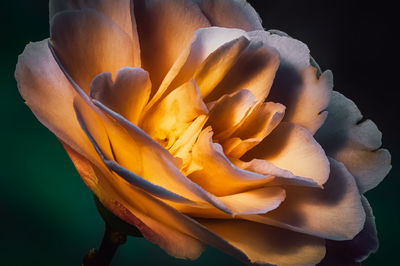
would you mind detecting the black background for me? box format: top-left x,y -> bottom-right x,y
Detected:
1,0 -> 398,265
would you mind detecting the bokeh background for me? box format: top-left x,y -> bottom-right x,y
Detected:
1,1 -> 398,265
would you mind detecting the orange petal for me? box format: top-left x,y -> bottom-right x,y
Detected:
189,128 -> 275,196
50,8 -> 136,92
204,40 -> 280,104
243,122 -> 330,186
199,219 -> 326,265
223,101 -> 285,158
133,0 -> 210,92
90,67 -> 151,125
141,79 -> 208,147
315,91 -> 392,193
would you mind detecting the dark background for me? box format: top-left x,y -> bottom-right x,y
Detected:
1,1 -> 398,265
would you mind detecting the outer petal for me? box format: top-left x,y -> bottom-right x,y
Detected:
90,67 -> 151,125
245,158 -> 366,241
318,196 -> 378,265
315,91 -> 392,193
243,122 -> 330,186
199,219 -> 326,265
133,0 -> 210,91
62,143 -> 249,262
194,0 -> 263,31
15,39 -> 101,167
49,0 -> 141,65
250,30 -> 333,134
50,8 -> 136,92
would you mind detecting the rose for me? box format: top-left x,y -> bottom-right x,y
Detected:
15,0 -> 391,265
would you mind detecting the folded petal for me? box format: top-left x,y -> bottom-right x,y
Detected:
251,30 -> 333,134
204,40 -> 280,104
90,67 -> 151,125
62,143 -> 248,261
141,79 -> 208,147
133,0 -> 210,91
177,186 -> 286,218
146,27 -> 249,112
315,91 -> 392,193
15,39 -> 102,168
206,89 -> 255,140
223,101 -> 285,158
75,96 -> 232,213
318,196 -> 378,265
243,122 -> 330,186
49,0 -> 141,65
198,219 -> 326,265
245,158 -> 366,241
50,8 -> 136,92
233,158 -> 319,188
189,127 -> 276,196
195,0 -> 263,31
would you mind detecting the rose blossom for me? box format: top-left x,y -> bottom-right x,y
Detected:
16,0 -> 391,265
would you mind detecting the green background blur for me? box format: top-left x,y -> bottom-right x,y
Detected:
1,1 -> 398,265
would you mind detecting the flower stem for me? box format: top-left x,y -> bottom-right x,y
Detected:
83,224 -> 127,266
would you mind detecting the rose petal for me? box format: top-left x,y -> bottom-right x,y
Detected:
133,0 -> 210,92
204,40 -> 280,104
250,30 -> 333,134
50,8 -> 136,92
62,143 -> 250,262
15,39 -> 102,167
233,158 -> 319,188
315,91 -> 391,193
318,196 -> 378,265
206,89 -> 255,140
49,0 -> 141,65
245,158 -> 366,241
198,219 -> 326,265
195,0 -> 263,31
74,96 -> 233,213
189,127 -> 276,196
141,79 -> 208,148
177,186 -> 286,218
146,27 -> 249,113
90,67 -> 151,125
223,101 -> 285,158
243,122 -> 330,186
194,36 -> 250,98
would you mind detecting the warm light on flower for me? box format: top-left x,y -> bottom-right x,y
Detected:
16,0 -> 391,265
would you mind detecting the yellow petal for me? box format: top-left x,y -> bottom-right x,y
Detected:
141,79 -> 207,148
195,0 -> 263,31
50,8 -> 136,92
90,67 -> 151,125
315,91 -> 392,193
133,0 -> 210,92
245,158 -> 366,241
189,128 -> 275,196
243,122 -> 330,186
145,26 -> 249,113
206,89 -> 255,140
199,219 -> 326,265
